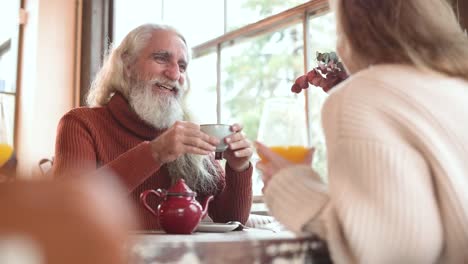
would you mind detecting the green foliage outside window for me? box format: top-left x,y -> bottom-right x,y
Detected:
219,3 -> 336,186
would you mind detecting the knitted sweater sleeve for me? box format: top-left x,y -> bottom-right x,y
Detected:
52,112 -> 160,192
208,161 -> 253,224
264,76 -> 443,263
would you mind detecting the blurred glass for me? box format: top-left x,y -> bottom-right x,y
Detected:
0,48 -> 16,93
0,94 -> 15,145
257,98 -> 308,163
0,0 -> 20,94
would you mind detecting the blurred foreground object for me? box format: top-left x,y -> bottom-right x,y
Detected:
0,144 -> 16,181
0,176 -> 137,264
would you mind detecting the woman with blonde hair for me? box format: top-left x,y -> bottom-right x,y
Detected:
256,0 -> 468,263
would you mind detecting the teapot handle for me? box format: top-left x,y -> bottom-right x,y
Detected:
139,189 -> 165,216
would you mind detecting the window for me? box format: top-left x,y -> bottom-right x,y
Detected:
225,0 -> 309,30
218,24 -> 305,194
185,52 -> 218,124
0,0 -> 21,146
114,0 -> 336,195
307,12 -> 337,180
113,0 -> 224,47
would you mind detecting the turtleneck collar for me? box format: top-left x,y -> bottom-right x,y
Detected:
107,92 -> 163,140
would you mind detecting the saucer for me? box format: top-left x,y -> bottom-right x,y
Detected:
195,222 -> 240,233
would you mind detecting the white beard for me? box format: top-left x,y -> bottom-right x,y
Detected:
128,80 -> 184,129
127,76 -> 219,193
167,154 -> 220,194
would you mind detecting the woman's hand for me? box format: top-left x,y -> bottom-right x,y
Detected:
255,141 -> 314,191
223,123 -> 253,172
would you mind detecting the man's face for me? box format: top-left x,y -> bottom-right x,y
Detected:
130,29 -> 188,97
126,29 -> 189,129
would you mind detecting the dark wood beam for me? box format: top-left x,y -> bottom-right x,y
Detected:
457,0 -> 468,32
79,0 -> 113,106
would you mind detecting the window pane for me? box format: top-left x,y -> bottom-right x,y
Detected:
113,0 -> 224,48
0,0 -> 20,94
186,53 -> 217,124
163,0 -> 224,47
0,1 -> 20,42
0,94 -> 15,145
309,12 -> 337,55
226,0 -> 308,30
113,0 -> 163,45
220,23 -> 304,194
0,45 -> 17,93
307,12 -> 337,179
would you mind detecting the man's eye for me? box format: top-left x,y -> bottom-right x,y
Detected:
179,64 -> 187,73
153,55 -> 168,62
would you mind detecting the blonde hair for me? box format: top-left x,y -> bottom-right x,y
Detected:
335,0 -> 468,81
87,24 -> 188,106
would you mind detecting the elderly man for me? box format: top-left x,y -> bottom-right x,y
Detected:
52,24 -> 253,229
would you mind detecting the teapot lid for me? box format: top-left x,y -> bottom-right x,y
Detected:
167,179 -> 196,197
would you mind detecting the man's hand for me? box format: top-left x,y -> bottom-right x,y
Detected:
150,121 -> 219,164
223,123 -> 253,172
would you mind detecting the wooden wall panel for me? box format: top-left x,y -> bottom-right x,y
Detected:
16,0 -> 79,177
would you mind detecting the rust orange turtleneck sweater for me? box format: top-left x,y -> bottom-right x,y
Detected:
52,92 -> 253,229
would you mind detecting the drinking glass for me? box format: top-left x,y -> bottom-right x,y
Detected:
256,98 -> 309,163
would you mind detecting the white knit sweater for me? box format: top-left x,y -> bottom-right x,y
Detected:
264,64 -> 468,263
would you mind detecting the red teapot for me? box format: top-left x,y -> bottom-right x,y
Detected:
140,179 -> 213,234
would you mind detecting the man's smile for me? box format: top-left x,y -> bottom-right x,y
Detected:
153,82 -> 178,95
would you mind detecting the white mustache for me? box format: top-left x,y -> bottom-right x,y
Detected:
149,78 -> 181,92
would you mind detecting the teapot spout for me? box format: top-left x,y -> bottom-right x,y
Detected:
200,195 -> 214,219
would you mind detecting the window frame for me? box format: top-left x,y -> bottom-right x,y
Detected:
191,0 -> 330,144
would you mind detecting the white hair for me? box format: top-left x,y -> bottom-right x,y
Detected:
167,154 -> 220,194
86,24 -> 189,107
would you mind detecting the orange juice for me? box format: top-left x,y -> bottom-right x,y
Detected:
258,145 -> 309,163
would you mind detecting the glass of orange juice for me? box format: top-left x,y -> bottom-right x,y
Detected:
256,98 -> 309,164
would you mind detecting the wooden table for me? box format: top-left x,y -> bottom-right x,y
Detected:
130,229 -> 331,263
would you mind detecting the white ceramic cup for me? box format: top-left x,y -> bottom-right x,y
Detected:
200,124 -> 232,152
